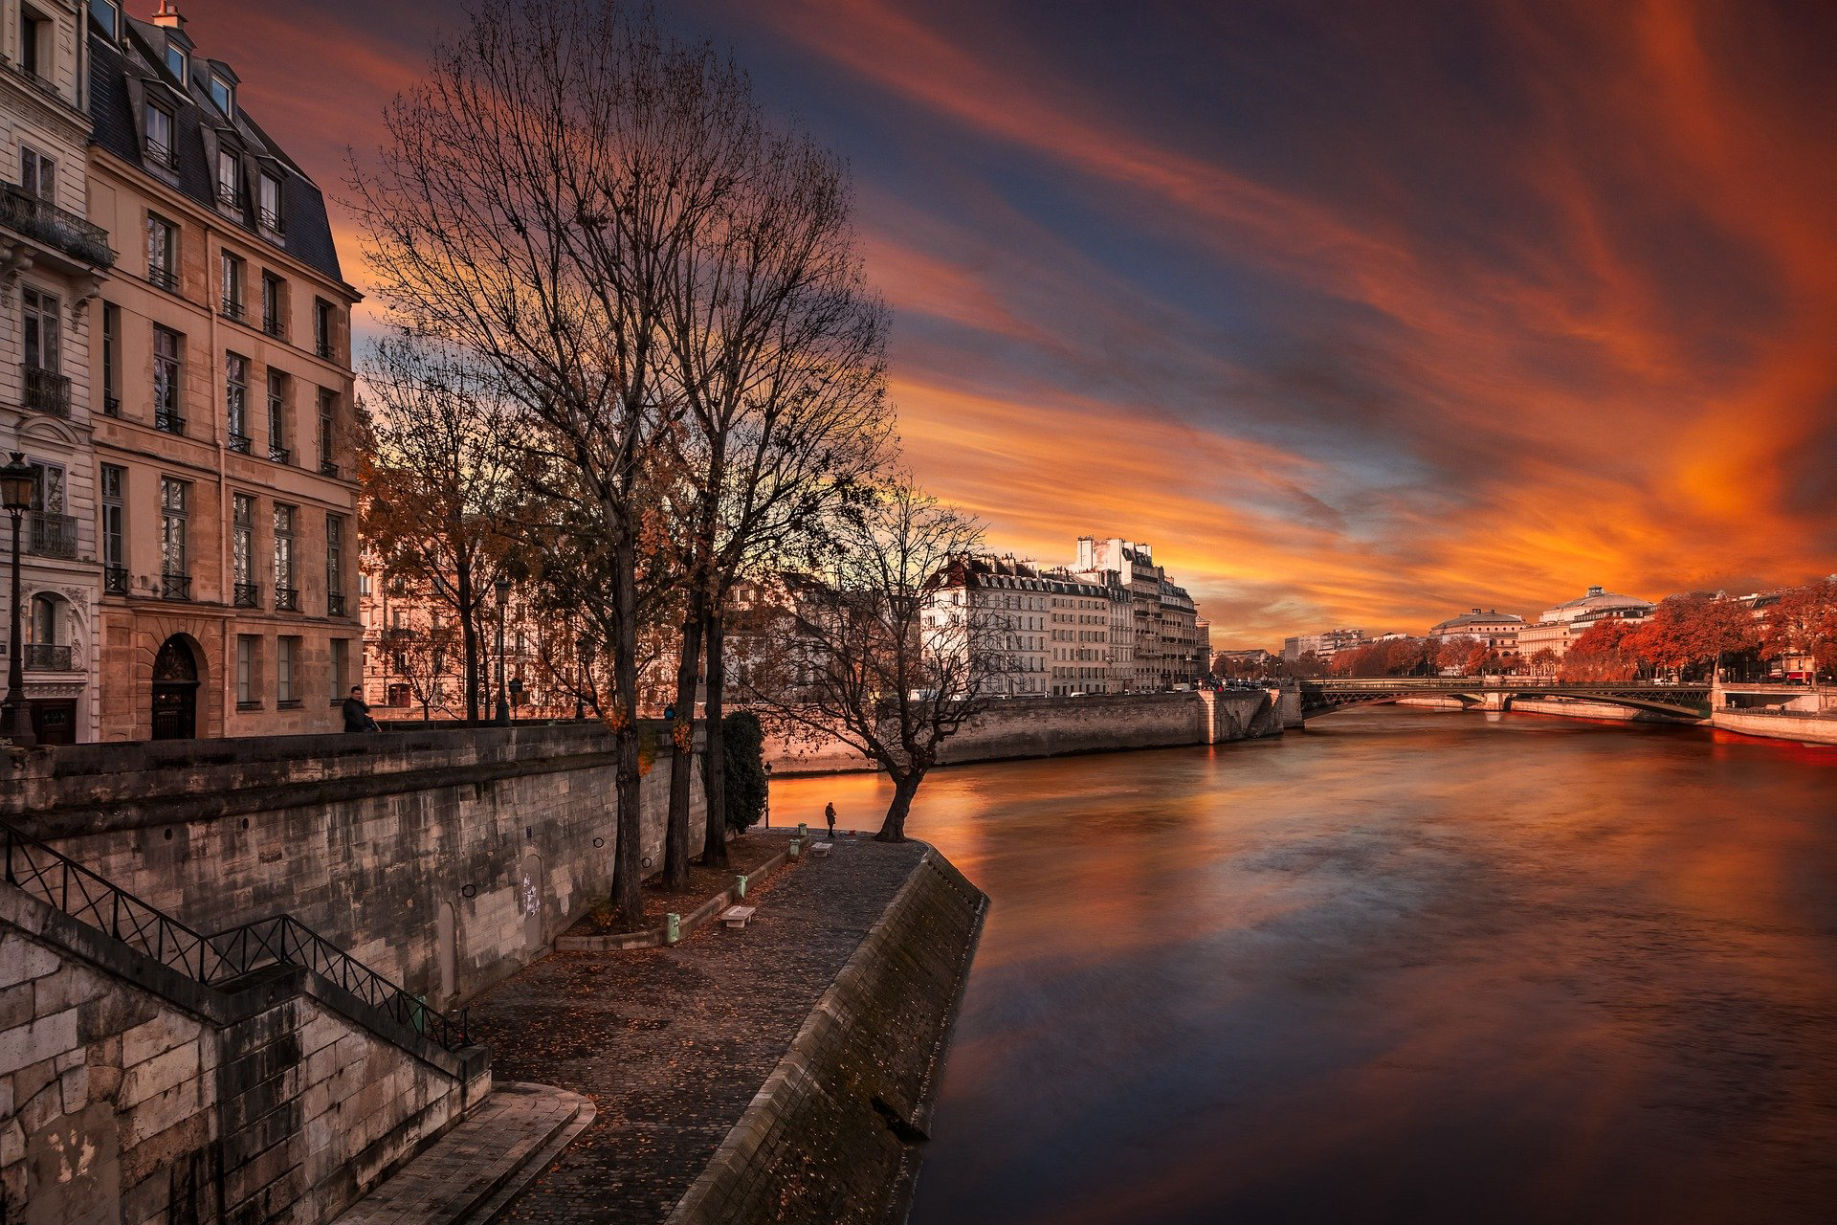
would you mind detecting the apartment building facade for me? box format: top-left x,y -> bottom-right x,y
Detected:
1070,536 -> 1202,689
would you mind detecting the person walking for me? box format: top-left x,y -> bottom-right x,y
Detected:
342,686 -> 378,733
824,801 -> 837,839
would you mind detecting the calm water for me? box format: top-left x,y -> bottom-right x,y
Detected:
770,708 -> 1837,1225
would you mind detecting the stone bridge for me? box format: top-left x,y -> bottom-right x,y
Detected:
1298,677 -> 1711,720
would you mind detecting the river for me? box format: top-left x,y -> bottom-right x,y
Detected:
769,707 -> 1837,1224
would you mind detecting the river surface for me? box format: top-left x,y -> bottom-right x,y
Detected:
769,707 -> 1837,1224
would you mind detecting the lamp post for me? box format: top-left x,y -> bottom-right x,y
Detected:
1,453 -> 37,747
493,575 -> 510,725
574,633 -> 589,720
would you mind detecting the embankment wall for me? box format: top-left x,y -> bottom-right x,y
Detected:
1,722 -> 704,1010
1711,710 -> 1837,745
1510,698 -> 1661,722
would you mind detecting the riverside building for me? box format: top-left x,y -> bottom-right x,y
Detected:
1428,608 -> 1524,651
1513,586 -> 1654,659
1070,536 -> 1202,689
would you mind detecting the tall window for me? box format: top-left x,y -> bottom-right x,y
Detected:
220,251 -> 244,319
266,369 -> 288,463
101,302 -> 120,415
233,493 -> 256,605
261,272 -> 283,337
317,389 -> 337,475
272,504 -> 296,609
313,298 -> 333,359
325,514 -> 345,615
330,639 -> 349,700
258,172 -> 283,232
90,0 -> 119,40
277,637 -> 299,705
146,214 -> 177,290
216,149 -> 239,207
226,354 -> 251,449
20,8 -> 45,79
236,635 -> 259,707
153,326 -> 183,431
144,102 -> 175,168
160,478 -> 189,596
19,147 -> 54,202
21,287 -> 59,374
101,465 -> 125,588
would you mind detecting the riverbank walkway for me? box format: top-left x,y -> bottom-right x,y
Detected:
463,832 -> 928,1224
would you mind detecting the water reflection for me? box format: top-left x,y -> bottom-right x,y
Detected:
771,708 -> 1837,1224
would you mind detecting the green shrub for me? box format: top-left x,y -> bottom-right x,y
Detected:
723,711 -> 769,832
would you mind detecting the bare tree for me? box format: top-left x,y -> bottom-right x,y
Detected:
747,479 -> 1009,841
360,331 -> 519,721
377,610 -> 461,723
351,0 -> 753,926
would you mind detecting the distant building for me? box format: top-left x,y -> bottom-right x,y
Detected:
1282,628 -> 1365,662
1428,608 -> 1524,650
1069,537 -> 1202,688
922,555 -> 1050,696
1514,586 -> 1654,658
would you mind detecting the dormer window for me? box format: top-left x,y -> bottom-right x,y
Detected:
209,76 -> 234,117
217,149 -> 239,208
258,172 -> 284,234
144,102 -> 175,168
89,0 -> 120,40
165,43 -> 188,83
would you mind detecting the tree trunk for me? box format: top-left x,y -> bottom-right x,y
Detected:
876,769 -> 922,842
699,605 -> 728,867
611,535 -> 644,930
457,565 -> 480,723
662,594 -> 706,891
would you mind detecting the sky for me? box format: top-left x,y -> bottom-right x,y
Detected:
160,0 -> 1837,647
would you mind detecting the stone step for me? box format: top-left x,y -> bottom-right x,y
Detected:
333,1081 -> 595,1225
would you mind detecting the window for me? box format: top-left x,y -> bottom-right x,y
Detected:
21,287 -> 59,374
20,7 -> 46,79
313,298 -> 333,359
266,370 -> 289,462
90,0 -> 119,40
163,42 -> 186,83
19,147 -> 54,202
225,353 -> 249,449
232,493 -> 256,603
237,635 -> 260,707
330,639 -> 349,701
326,514 -> 345,615
209,75 -> 234,117
261,273 -> 283,337
101,303 -> 120,415
216,148 -> 239,208
146,214 -> 177,290
101,465 -> 126,589
153,326 -> 183,431
277,636 -> 300,705
144,102 -> 175,168
317,389 -> 338,475
258,172 -> 283,233
272,504 -> 296,609
221,251 -> 245,319
160,477 -> 189,595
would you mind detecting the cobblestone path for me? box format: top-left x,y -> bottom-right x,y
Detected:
466,834 -> 927,1224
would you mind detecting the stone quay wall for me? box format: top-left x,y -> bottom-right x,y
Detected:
766,688 -> 1289,777
1,722 -> 705,1011
1711,709 -> 1837,746
665,848 -> 988,1225
1509,697 -> 1659,722
0,883 -> 488,1225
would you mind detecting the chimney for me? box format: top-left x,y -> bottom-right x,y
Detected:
1587,585 -> 1604,597
154,1 -> 185,28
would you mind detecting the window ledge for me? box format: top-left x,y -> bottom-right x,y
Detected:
277,699 -> 302,709
236,701 -> 263,711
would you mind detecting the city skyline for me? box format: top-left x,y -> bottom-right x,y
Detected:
166,0 -> 1837,646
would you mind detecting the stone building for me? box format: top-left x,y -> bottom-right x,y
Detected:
2,0 -> 114,742
923,555 -> 1050,696
1281,627 -> 1365,663
1428,608 -> 1524,650
1513,585 -> 1654,659
1039,566 -> 1128,695
1070,536 -> 1202,689
83,2 -> 362,739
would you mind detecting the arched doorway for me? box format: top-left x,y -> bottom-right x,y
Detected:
151,636 -> 199,740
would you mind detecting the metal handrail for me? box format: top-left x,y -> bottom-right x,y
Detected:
0,818 -> 469,1050
0,182 -> 114,267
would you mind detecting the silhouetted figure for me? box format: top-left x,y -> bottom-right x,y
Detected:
825,801 -> 837,839
342,686 -> 378,733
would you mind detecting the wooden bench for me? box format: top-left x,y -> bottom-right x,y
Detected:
811,842 -> 833,858
720,905 -> 757,930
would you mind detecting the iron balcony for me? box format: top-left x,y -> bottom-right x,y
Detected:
21,365 -> 70,417
0,182 -> 114,268
23,644 -> 74,671
26,511 -> 77,559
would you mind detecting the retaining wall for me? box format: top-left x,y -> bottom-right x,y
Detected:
1,722 -> 704,1010
665,849 -> 987,1225
1510,698 -> 1656,722
1711,710 -> 1837,745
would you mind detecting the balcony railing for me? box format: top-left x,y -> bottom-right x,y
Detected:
20,365 -> 70,417
161,572 -> 191,601
316,337 -> 334,361
320,459 -> 340,478
216,183 -> 240,210
221,297 -> 246,322
233,582 -> 261,609
268,445 -> 291,465
155,407 -> 185,434
23,644 -> 73,671
263,314 -> 284,338
26,512 -> 76,559
259,208 -> 286,235
147,263 -> 179,293
327,592 -> 347,617
274,586 -> 299,612
103,396 -> 121,418
227,431 -> 252,454
0,182 -> 114,267
104,565 -> 129,595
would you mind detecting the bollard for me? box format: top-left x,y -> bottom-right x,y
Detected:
665,913 -> 681,944
797,822 -> 808,841
789,838 -> 802,860
735,872 -> 749,899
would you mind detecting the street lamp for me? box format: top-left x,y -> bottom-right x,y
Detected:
1,452 -> 37,748
574,632 -> 590,720
493,575 -> 511,725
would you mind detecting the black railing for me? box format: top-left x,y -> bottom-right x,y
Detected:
27,511 -> 77,559
161,571 -> 191,601
327,592 -> 347,617
22,365 -> 70,416
0,182 -> 114,267
148,263 -> 179,292
234,582 -> 261,609
23,644 -> 73,671
320,459 -> 340,479
269,445 -> 290,465
227,431 -> 252,454
221,297 -> 246,322
155,408 -> 185,434
274,586 -> 299,612
316,338 -> 334,361
263,314 -> 284,339
216,183 -> 240,210
104,565 -> 129,595
260,208 -> 286,235
104,395 -> 121,418
0,818 -> 470,1050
